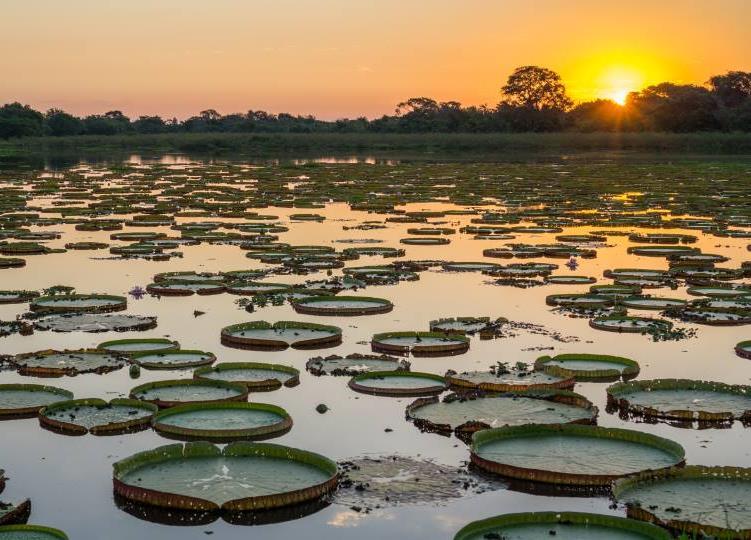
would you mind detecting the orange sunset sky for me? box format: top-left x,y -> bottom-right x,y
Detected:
1,0 -> 749,120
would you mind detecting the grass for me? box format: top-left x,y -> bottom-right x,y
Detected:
2,132 -> 751,164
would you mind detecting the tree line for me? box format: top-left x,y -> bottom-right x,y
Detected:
1,66 -> 750,138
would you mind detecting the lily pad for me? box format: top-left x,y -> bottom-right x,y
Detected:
113,442 -> 338,512
0,384 -> 73,418
194,362 -> 299,391
39,398 -> 157,435
470,424 -> 685,486
0,525 -> 69,539
221,321 -> 342,350
613,465 -> 751,538
130,379 -> 248,408
97,338 -> 179,354
152,402 -> 292,442
305,354 -> 410,376
130,350 -> 216,370
349,371 -> 447,397
454,511 -> 671,540
10,349 -> 126,377
407,390 -> 597,437
33,313 -> 157,333
291,296 -> 393,316
371,331 -> 469,356
535,353 -> 639,381
29,294 -> 127,314
607,379 -> 751,425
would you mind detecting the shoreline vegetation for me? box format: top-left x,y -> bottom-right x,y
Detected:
2,132 -> 751,164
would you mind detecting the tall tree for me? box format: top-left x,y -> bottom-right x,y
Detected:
45,109 -> 83,136
501,66 -> 573,111
0,102 -> 45,138
709,71 -> 751,108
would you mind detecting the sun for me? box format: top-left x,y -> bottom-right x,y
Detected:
597,66 -> 644,105
608,88 -> 631,105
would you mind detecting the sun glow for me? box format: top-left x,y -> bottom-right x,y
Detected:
597,66 -> 645,105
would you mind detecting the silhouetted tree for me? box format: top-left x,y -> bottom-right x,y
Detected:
568,99 -> 624,132
133,115 -> 167,134
626,83 -> 719,132
709,71 -> 751,108
500,66 -> 572,131
0,102 -> 45,138
45,108 -> 83,136
501,66 -> 573,111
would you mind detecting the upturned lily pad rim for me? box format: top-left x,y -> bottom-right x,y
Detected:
129,379 -> 249,408
130,350 -> 216,370
453,511 -> 671,540
371,331 -> 470,356
606,378 -> 751,423
406,389 -> 598,436
151,401 -> 293,441
612,465 -> 751,539
0,383 -> 74,417
470,423 -> 685,486
29,294 -> 128,314
446,370 -> 576,393
39,398 -> 158,435
291,295 -> 393,316
736,340 -> 751,359
0,524 -> 69,539
194,362 -> 300,390
96,338 -> 180,354
112,441 -> 338,512
220,320 -> 343,350
349,370 -> 447,397
535,353 -> 640,381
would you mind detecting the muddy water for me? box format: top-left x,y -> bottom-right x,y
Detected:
1,164 -> 751,539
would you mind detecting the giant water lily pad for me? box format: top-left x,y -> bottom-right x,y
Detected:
429,317 -> 507,335
152,402 -> 292,442
407,390 -> 597,437
30,294 -> 127,313
0,384 -> 73,418
447,367 -> 574,392
113,442 -> 338,512
221,321 -> 342,350
607,379 -> 751,425
291,296 -> 393,316
371,331 -> 469,356
349,371 -> 446,397
305,353 -> 410,376
470,424 -> 685,486
620,296 -> 686,310
10,350 -> 126,377
34,313 -> 157,333
194,362 -> 299,391
535,353 -> 639,381
130,350 -> 215,370
0,525 -> 69,539
613,466 -> 751,538
454,511 -> 671,540
97,338 -> 179,354
590,315 -> 673,334
130,379 -> 248,408
39,398 -> 157,435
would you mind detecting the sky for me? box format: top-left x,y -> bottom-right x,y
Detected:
1,0 -> 749,120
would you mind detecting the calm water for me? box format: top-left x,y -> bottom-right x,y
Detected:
1,159 -> 750,539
